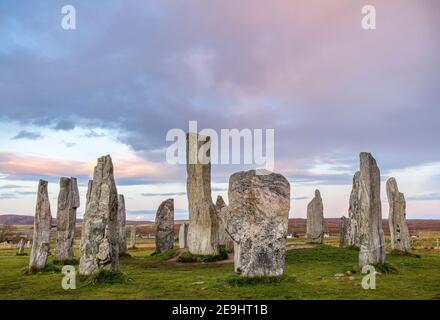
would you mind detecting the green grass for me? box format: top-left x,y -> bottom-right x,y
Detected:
1,245 -> 440,299
177,246 -> 229,263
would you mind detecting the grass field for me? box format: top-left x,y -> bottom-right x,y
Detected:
1,240 -> 440,300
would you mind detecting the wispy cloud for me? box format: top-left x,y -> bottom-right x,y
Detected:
407,193 -> 440,201
141,192 -> 186,197
11,130 -> 42,141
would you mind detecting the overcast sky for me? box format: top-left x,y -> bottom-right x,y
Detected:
0,0 -> 439,220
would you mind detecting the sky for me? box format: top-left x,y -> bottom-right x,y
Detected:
0,0 -> 439,221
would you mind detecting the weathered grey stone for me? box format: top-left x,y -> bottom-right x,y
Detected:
79,155 -> 119,275
55,177 -> 80,262
186,133 -> 219,255
215,195 -> 234,252
222,170 -> 290,277
130,225 -> 136,248
155,199 -> 174,252
17,239 -> 25,255
339,216 -> 349,248
29,180 -> 52,272
117,194 -> 127,255
386,178 -> 411,252
306,190 -> 324,244
179,223 -> 189,249
26,240 -> 31,248
358,153 -> 386,267
348,172 -> 361,247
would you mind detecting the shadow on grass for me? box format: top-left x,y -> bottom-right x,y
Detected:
177,246 -> 228,263
389,250 -> 421,258
79,270 -> 131,286
215,274 -> 296,288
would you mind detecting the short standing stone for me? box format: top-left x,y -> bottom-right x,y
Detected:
155,199 -> 174,252
29,180 -> 52,272
215,195 -> 234,252
222,170 -> 290,277
17,239 -> 25,255
339,216 -> 349,248
79,155 -> 119,275
26,240 -> 31,248
179,223 -> 189,249
306,190 -> 324,244
358,153 -> 386,267
386,178 -> 411,252
186,133 -> 219,255
348,172 -> 361,247
55,177 -> 80,262
130,225 -> 136,248
117,195 -> 127,255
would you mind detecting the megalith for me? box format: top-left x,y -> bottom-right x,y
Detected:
79,155 -> 119,275
179,223 -> 189,249
386,178 -> 411,252
130,225 -> 136,248
17,239 -> 25,255
155,199 -> 174,253
221,170 -> 290,277
29,180 -> 52,272
215,195 -> 234,252
339,216 -> 349,248
348,172 -> 361,247
358,152 -> 386,267
55,177 -> 80,262
186,133 -> 219,255
306,190 -> 324,244
117,194 -> 127,255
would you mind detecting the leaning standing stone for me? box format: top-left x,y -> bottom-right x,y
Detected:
155,199 -> 174,252
117,195 -> 127,255
222,170 -> 290,277
339,216 -> 349,248
55,177 -> 80,262
386,178 -> 411,252
29,180 -> 52,272
79,155 -> 119,275
215,195 -> 234,252
17,239 -> 25,255
178,223 -> 189,249
306,190 -> 324,244
186,133 -> 219,255
358,153 -> 386,267
130,225 -> 136,248
348,172 -> 361,247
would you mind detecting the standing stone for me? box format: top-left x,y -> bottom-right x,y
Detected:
55,177 -> 80,262
79,155 -> 119,275
26,240 -> 31,248
215,195 -> 234,252
339,216 -> 349,248
386,178 -> 411,252
306,190 -> 324,244
358,153 -> 386,267
178,223 -> 189,249
117,195 -> 127,255
222,170 -> 290,277
186,133 -> 219,255
155,199 -> 174,252
17,239 -> 25,255
130,225 -> 136,248
29,180 -> 52,272
348,172 -> 361,247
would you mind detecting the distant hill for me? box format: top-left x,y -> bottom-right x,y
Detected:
2,214 -> 440,237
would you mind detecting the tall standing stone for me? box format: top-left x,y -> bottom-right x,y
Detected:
358,152 -> 386,267
339,216 -> 349,248
155,199 -> 174,252
306,190 -> 324,244
130,225 -> 136,248
79,155 -> 119,275
348,172 -> 361,247
29,180 -> 52,272
117,194 -> 127,255
55,177 -> 80,262
17,239 -> 25,255
186,133 -> 219,255
178,223 -> 189,249
215,195 -> 234,252
222,170 -> 290,277
386,178 -> 411,252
